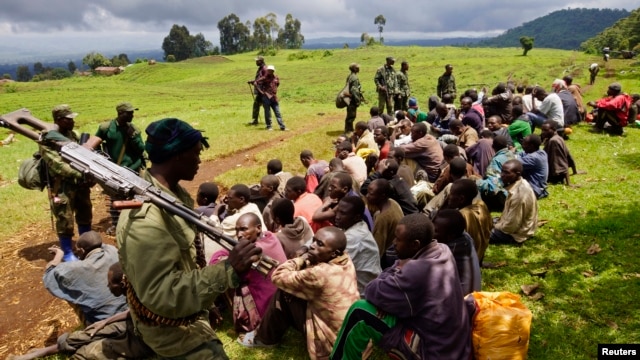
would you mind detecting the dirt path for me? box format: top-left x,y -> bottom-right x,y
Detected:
0,113 -> 343,358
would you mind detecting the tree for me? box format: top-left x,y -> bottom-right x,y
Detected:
162,24 -> 194,61
50,68 -> 72,80
361,32 -> 371,45
374,15 -> 386,44
276,14 -> 305,49
253,17 -> 271,51
520,36 -> 534,56
2,73 -> 11,79
67,61 -> 77,73
16,65 -> 31,82
83,52 -> 111,70
33,62 -> 44,75
265,12 -> 280,47
218,13 -> 249,54
193,33 -> 213,57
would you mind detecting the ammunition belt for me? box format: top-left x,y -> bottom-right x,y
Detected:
125,280 -> 200,327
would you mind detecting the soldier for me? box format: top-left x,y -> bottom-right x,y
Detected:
248,56 -> 268,125
95,102 -> 146,235
396,61 -> 410,111
344,62 -> 363,135
374,56 -> 397,116
40,105 -> 94,262
437,64 -> 457,99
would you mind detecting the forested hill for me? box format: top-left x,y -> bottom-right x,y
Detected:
581,8 -> 640,53
475,8 -> 629,50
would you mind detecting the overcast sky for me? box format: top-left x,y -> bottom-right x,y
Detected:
1,0 -> 638,60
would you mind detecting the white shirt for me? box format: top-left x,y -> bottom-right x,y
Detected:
539,92 -> 564,127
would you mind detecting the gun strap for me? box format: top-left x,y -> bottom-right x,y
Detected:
125,279 -> 200,327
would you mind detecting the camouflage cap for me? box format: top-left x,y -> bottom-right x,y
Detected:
386,56 -> 395,62
116,102 -> 138,112
52,104 -> 78,120
255,56 -> 264,61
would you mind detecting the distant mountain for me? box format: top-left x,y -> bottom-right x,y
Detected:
475,8 -> 630,50
303,37 -> 487,49
581,8 -> 640,53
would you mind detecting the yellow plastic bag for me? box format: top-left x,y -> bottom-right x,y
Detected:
468,291 -> 532,360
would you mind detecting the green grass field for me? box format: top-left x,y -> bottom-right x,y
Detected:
2,46 -> 639,359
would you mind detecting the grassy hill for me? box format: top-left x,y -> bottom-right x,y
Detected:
477,8 -> 630,50
1,47 -> 640,359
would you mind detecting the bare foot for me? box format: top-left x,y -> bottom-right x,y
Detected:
572,170 -> 587,175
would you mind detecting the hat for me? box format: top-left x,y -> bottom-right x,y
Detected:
255,56 -> 264,61
145,118 -> 209,164
116,102 -> 138,112
267,65 -> 275,71
386,56 -> 395,62
408,97 -> 417,107
52,104 -> 78,120
608,82 -> 622,92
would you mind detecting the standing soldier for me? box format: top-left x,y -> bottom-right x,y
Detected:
437,64 -> 457,100
248,56 -> 267,125
396,61 -> 411,111
256,65 -> 288,131
40,105 -> 94,262
374,56 -> 397,116
95,102 -> 146,235
344,63 -> 363,135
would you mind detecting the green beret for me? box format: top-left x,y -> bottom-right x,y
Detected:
145,118 -> 209,163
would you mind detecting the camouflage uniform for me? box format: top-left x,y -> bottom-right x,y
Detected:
40,129 -> 92,237
374,64 -> 397,115
345,71 -> 363,133
437,72 -> 457,99
396,70 -> 410,111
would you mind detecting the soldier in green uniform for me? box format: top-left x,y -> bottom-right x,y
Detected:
95,102 -> 146,235
344,63 -> 363,135
374,56 -> 397,116
116,118 -> 262,359
40,105 -> 94,262
437,64 -> 457,100
396,61 -> 411,112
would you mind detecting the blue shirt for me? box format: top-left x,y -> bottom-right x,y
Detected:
518,150 -> 549,198
43,245 -> 128,324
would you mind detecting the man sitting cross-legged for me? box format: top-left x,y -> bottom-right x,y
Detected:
210,183 -> 266,239
365,179 -> 405,269
312,172 -> 373,231
518,134 -> 549,199
238,226 -> 360,360
209,213 -> 287,333
43,230 -> 128,326
433,209 -> 482,295
9,263 -> 154,360
271,198 -> 314,259
285,176 -> 324,232
330,213 -> 472,360
490,159 -> 538,245
334,196 -> 382,296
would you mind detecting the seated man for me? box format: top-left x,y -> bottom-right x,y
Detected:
330,214 -> 472,360
259,174 -> 281,232
267,158 -> 293,196
390,119 -> 413,147
529,85 -> 564,131
399,122 -> 444,182
443,179 -> 493,263
388,148 -> 415,189
460,96 -> 484,135
477,135 -> 516,211
210,183 -> 265,239
272,198 -> 314,259
44,230 -> 128,326
10,263 -> 154,360
239,227 -> 360,360
373,126 -> 391,161
352,121 -> 379,157
336,140 -> 368,187
587,82 -> 633,136
424,158 -> 472,217
300,150 -> 329,193
313,172 -> 373,230
314,157 -> 360,199
433,144 -> 476,195
518,134 -> 549,198
465,130 -> 495,177
490,159 -> 538,244
508,105 -> 532,152
195,181 -> 219,217
209,213 -> 287,333
433,209 -> 481,295
364,179 -> 404,267
334,196 -> 382,295
541,121 -> 574,185
487,115 -> 513,147
449,118 -> 478,150
361,159 -> 419,216
285,176 -> 324,232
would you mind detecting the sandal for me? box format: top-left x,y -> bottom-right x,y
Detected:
237,330 -> 276,348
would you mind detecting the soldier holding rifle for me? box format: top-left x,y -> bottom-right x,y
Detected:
374,56 -> 397,116
248,56 -> 267,125
116,118 -> 262,359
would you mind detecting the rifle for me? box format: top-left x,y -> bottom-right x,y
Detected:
0,108 -> 279,276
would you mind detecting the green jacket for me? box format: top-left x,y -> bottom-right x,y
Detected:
397,70 -> 410,97
95,119 -> 145,172
39,129 -> 84,191
347,72 -> 363,106
117,171 -> 239,357
374,65 -> 397,95
437,73 -> 457,98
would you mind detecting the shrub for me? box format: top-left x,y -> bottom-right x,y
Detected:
167,55 -> 176,63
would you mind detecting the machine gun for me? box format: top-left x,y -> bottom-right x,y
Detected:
0,108 -> 279,276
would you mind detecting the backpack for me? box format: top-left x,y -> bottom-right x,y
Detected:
18,152 -> 47,191
335,83 -> 351,109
